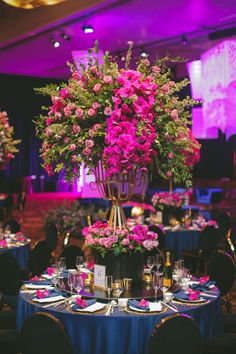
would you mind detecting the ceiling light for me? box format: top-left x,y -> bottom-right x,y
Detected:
2,0 -> 67,9
82,25 -> 94,34
141,49 -> 148,58
181,34 -> 188,45
51,39 -> 60,48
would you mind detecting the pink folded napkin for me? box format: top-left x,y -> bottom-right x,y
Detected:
46,267 -> 54,276
199,276 -> 209,284
36,289 -> 49,299
187,289 -> 200,301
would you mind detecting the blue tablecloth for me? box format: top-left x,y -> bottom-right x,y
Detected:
0,243 -> 30,269
17,290 -> 222,354
165,229 -> 199,260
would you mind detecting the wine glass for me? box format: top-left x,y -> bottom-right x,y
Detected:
105,275 -> 113,302
155,254 -> 163,272
59,257 -> 66,271
68,271 -> 75,295
152,272 -> 161,302
73,273 -> 82,294
76,256 -> 84,272
147,256 -> 155,271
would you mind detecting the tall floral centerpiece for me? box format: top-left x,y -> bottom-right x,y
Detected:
151,190 -> 192,225
35,42 -> 200,281
0,111 -> 20,169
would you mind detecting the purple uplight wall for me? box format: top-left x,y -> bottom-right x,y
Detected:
188,40 -> 236,140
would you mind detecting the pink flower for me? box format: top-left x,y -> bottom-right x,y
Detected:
69,144 -> 76,151
121,238 -> 130,246
104,107 -> 112,115
166,171 -> 172,177
82,148 -> 92,156
36,290 -> 49,299
92,102 -> 101,109
76,298 -> 87,308
64,137 -> 70,144
72,125 -> 81,134
76,108 -> 84,119
168,152 -> 174,159
88,108 -> 96,117
199,276 -> 209,284
90,66 -> 97,74
93,83 -> 102,92
46,118 -> 52,126
139,299 -> 149,308
171,109 -> 178,120
85,140 -> 94,148
47,267 -> 54,276
72,71 -> 79,80
103,75 -> 113,84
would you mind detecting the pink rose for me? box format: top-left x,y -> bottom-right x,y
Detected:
72,125 -> 81,134
76,108 -> 84,119
103,75 -> 113,84
72,71 -> 79,80
82,148 -> 92,156
104,107 -> 112,115
69,144 -> 76,151
171,109 -> 178,120
93,83 -> 102,92
92,102 -> 101,109
85,140 -> 94,148
168,152 -> 174,159
166,171 -> 172,177
88,108 -> 96,117
90,66 -> 97,74
64,137 -> 70,144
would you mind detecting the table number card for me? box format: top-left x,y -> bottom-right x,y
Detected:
94,264 -> 106,289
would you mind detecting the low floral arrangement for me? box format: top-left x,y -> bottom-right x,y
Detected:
151,190 -> 192,210
0,111 -> 20,169
44,201 -> 108,239
35,41 -> 200,186
83,221 -> 158,256
191,216 -> 218,229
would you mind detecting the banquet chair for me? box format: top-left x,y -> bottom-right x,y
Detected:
28,240 -> 51,276
20,312 -> 74,354
208,250 -> 235,313
60,245 -> 83,269
148,313 -> 202,354
45,222 -> 58,253
0,253 -> 20,295
0,328 -> 20,354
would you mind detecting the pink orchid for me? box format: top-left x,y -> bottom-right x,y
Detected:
187,289 -> 200,301
199,276 -> 209,284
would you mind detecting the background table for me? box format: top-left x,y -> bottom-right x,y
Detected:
165,229 -> 199,260
0,242 -> 30,269
17,290 -> 222,354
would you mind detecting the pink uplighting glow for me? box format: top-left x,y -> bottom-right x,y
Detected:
188,40 -> 236,140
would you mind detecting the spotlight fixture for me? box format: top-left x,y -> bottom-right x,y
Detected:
140,48 -> 148,58
61,33 -> 71,41
82,24 -> 94,34
51,39 -> 60,48
181,34 -> 188,45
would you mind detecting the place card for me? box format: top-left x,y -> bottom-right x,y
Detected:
94,264 -> 106,289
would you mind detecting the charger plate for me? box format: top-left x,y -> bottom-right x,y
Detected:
125,306 -> 167,315
172,299 -> 210,307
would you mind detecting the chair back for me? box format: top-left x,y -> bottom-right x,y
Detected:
21,312 -> 74,354
208,250 -> 235,296
3,219 -> 21,233
60,245 -> 83,269
199,225 -> 219,256
0,253 -> 20,294
45,223 -> 58,252
28,241 -> 51,276
148,313 -> 202,354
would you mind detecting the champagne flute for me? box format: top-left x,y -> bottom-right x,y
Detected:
59,257 -> 66,271
105,275 -> 113,302
152,272 -> 161,302
155,254 -> 163,272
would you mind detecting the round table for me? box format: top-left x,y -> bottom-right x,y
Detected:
165,229 -> 199,260
0,241 -> 30,269
17,288 -> 222,354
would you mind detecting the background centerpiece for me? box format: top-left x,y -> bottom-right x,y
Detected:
0,111 -> 20,169
35,41 -> 200,281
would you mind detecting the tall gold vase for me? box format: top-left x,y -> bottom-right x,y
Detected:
92,162 -> 146,230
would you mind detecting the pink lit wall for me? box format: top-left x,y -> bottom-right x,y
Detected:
188,40 -> 236,140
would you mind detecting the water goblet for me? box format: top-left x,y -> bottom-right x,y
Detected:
147,256 -> 155,271
155,254 -> 163,272
105,275 -> 113,302
68,271 -> 75,295
59,257 -> 66,272
76,256 -> 84,272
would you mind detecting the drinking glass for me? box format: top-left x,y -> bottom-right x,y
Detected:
113,279 -> 123,298
155,254 -> 163,272
147,256 -> 155,270
152,272 -> 162,302
68,271 -> 75,294
105,275 -> 113,302
59,257 -> 66,271
73,273 -> 82,294
76,256 -> 84,271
